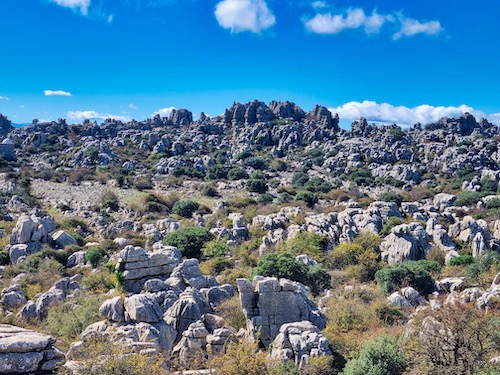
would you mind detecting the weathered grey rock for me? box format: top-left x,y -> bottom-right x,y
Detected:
0,284 -> 27,311
0,324 -> 64,374
200,284 -> 235,308
17,301 -> 37,321
66,250 -> 86,268
117,245 -> 182,293
237,277 -> 326,347
270,321 -> 332,369
433,193 -> 456,210
124,294 -> 163,323
164,288 -> 211,343
9,242 -> 42,265
380,223 -> 429,264
99,296 -> 125,322
51,230 -> 77,248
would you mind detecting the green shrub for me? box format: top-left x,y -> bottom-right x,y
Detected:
206,164 -> 228,180
82,270 -> 116,293
455,191 -> 489,206
246,179 -> 268,193
465,251 -> 500,279
342,335 -> 407,375
277,232 -> 328,260
305,177 -> 332,193
375,260 -> 440,296
201,184 -> 219,197
202,240 -> 229,259
44,294 -> 105,339
296,191 -> 319,208
0,250 -> 10,265
292,172 -> 310,187
254,252 -> 331,296
481,178 -> 498,192
163,227 -> 214,259
101,190 -> 119,212
380,216 -> 405,236
243,156 -> 267,170
172,199 -> 199,218
449,255 -> 474,266
256,193 -> 274,204
378,192 -> 403,206
485,198 -> 500,209
85,247 -> 105,268
348,168 -> 374,187
227,167 -> 248,180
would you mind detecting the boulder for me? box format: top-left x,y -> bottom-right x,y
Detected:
270,321 -> 333,369
51,230 -> 77,248
0,324 -> 64,374
237,277 -> 326,347
124,294 -> 163,323
99,296 -> 125,323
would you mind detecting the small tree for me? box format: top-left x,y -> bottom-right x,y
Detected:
172,199 -> 199,218
163,227 -> 214,259
342,335 -> 407,375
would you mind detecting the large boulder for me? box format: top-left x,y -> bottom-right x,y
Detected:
237,277 -> 326,347
116,245 -> 182,293
380,223 -> 431,264
0,324 -> 64,374
124,294 -> 163,323
51,230 -> 77,248
270,321 -> 333,369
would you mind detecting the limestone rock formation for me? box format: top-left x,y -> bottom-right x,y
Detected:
0,324 -> 64,374
237,277 -> 326,347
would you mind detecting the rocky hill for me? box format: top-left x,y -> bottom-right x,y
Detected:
0,100 -> 499,374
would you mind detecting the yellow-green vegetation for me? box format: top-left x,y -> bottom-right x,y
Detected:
277,232 -> 328,261
44,294 -> 106,344
323,283 -> 406,358
214,295 -> 247,331
58,336 -> 168,375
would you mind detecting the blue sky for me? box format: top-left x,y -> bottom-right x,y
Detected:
1,0 -> 499,126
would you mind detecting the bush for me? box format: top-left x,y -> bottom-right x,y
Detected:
455,191 -> 489,206
163,227 -> 214,259
243,156 -> 267,170
202,240 -> 229,259
375,260 -> 440,296
292,172 -> 310,187
227,167 -> 248,180
305,177 -> 332,193
449,254 -> 474,266
296,191 -> 319,208
44,294 -> 105,339
485,198 -> 500,209
348,168 -> 374,187
101,190 -> 119,212
85,247 -> 105,268
465,251 -> 500,279
256,193 -> 274,204
342,335 -> 407,375
0,250 -> 10,265
206,164 -> 228,180
380,216 -> 405,236
82,270 -> 116,293
277,232 -> 328,260
378,192 -> 403,206
481,178 -> 498,192
201,184 -> 219,197
172,199 -> 199,218
254,252 -> 331,295
246,179 -> 268,193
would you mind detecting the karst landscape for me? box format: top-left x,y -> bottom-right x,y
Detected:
0,101 -> 499,374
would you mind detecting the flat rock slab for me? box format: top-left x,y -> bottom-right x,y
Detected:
0,325 -> 54,353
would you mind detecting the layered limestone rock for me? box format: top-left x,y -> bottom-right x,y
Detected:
0,325 -> 64,374
116,245 -> 182,293
237,277 -> 326,347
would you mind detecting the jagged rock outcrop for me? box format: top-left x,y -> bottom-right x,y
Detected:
237,277 -> 326,347
270,321 -> 333,369
0,324 -> 64,374
116,245 -> 182,293
380,223 -> 431,264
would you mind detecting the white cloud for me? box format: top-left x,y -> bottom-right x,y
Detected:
152,107 -> 175,117
67,110 -> 130,122
0,96 -> 9,100
329,100 -> 479,127
44,90 -> 73,97
305,7 -> 442,39
312,1 -> 327,9
305,8 -> 390,34
129,103 -> 138,110
50,0 -> 91,15
393,16 -> 443,39
215,0 -> 276,33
